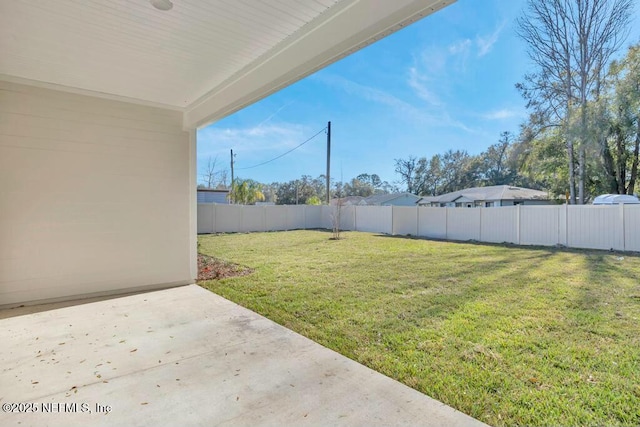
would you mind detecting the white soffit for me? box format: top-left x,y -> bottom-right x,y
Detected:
0,0 -> 455,128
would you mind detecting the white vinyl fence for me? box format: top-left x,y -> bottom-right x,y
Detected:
198,204 -> 640,252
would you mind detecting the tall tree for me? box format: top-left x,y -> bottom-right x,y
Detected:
481,132 -> 517,186
201,156 -> 219,188
343,178 -> 375,197
601,43 -> 640,194
394,156 -> 419,193
517,0 -> 634,203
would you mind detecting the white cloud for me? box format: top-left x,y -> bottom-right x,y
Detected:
255,101 -> 295,128
448,39 -> 472,55
481,108 -> 525,120
316,73 -> 420,116
197,122 -> 310,162
314,73 -> 479,134
476,22 -> 505,57
407,66 -> 441,106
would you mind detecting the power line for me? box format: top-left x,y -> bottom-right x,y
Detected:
235,127 -> 327,170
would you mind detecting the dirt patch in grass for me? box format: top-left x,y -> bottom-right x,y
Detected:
197,253 -> 253,281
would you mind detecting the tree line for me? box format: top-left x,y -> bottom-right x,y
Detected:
197,161 -> 400,204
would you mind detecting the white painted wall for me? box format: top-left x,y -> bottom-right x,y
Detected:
200,204 -> 640,252
0,81 -> 193,306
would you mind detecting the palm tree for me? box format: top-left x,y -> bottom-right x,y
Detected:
229,179 -> 265,205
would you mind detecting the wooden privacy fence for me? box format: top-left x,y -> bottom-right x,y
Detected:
198,204 -> 640,252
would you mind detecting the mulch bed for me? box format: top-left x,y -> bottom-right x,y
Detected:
197,253 -> 254,281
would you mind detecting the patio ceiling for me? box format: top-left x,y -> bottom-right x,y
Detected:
0,0 -> 455,128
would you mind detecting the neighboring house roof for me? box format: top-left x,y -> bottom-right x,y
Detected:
417,185 -> 549,204
330,196 -> 365,206
363,192 -> 420,205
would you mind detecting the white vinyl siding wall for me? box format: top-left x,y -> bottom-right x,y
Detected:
0,81 -> 192,306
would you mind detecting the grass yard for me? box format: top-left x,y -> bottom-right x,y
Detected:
198,230 -> 640,426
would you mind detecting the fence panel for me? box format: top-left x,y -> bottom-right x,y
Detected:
263,206 -> 288,231
321,206 -> 333,230
285,206 -> 306,230
392,207 -> 418,235
354,206 -> 392,234
304,206 -> 323,229
197,204 -> 215,234
567,205 -> 623,250
340,205 -> 356,230
446,208 -> 481,241
240,206 -> 265,232
520,206 -> 560,246
417,208 -> 447,239
214,205 -> 242,233
481,206 -> 518,243
624,205 -> 640,251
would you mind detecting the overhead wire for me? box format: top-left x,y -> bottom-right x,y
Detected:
235,127 -> 327,170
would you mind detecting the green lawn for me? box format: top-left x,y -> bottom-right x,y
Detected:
198,230 -> 640,426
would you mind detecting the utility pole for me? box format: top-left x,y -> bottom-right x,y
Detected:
230,149 -> 235,204
326,121 -> 331,205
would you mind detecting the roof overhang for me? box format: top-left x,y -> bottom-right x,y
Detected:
0,0 -> 455,130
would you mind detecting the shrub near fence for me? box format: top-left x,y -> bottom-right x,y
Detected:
197,204 -> 640,252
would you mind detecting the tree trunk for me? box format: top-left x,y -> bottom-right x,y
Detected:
601,139 -> 619,193
578,102 -> 587,204
578,144 -> 585,203
568,138 -> 577,204
616,128 -> 627,194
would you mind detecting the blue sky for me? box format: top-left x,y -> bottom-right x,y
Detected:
197,0 -> 640,187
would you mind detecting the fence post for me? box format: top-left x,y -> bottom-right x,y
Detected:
479,207 -> 483,242
620,203 -> 626,251
354,206 -> 358,231
212,204 -> 217,233
516,204 -> 521,245
445,207 -> 449,240
353,205 -> 356,231
565,204 -> 569,247
391,206 -> 395,235
557,205 -> 561,246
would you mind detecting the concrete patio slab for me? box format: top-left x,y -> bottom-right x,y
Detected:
1,285 -> 487,427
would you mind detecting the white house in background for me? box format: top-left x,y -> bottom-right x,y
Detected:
417,185 -> 551,208
364,193 -> 421,206
197,189 -> 230,204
